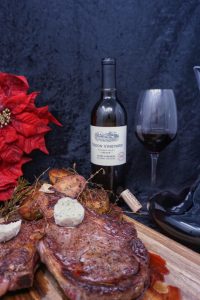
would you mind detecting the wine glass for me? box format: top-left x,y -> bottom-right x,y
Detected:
135,89 -> 177,185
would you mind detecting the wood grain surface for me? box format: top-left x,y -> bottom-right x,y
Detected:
3,216 -> 200,300
124,216 -> 200,300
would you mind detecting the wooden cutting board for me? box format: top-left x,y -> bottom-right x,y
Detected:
2,216 -> 200,300
125,216 -> 200,300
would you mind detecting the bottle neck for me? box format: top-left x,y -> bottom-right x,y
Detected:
101,62 -> 117,99
101,88 -> 117,99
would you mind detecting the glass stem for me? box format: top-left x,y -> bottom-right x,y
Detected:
150,153 -> 159,185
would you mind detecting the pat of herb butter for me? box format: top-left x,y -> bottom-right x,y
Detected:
0,220 -> 22,243
54,197 -> 85,227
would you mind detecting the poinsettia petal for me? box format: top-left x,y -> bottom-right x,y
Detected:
0,176 -> 17,201
30,106 -> 49,125
0,156 -> 31,201
21,105 -> 62,126
47,111 -> 62,126
0,185 -> 16,201
0,157 -> 31,179
0,96 -> 7,110
0,182 -> 16,191
35,106 -> 62,126
15,111 -> 41,124
12,112 -> 51,137
0,136 -> 6,148
4,93 -> 37,115
0,175 -> 17,187
0,168 -> 18,182
15,75 -> 29,89
17,134 -> 49,154
1,126 -> 18,143
0,144 -> 23,163
0,72 -> 29,97
25,105 -> 62,126
29,91 -> 40,104
3,93 -> 26,110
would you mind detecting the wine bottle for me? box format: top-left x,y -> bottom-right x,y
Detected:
90,58 -> 127,194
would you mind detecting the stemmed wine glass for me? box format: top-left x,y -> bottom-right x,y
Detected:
135,89 -> 177,185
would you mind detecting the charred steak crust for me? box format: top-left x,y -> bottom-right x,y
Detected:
0,219 -> 44,297
38,194 -> 150,300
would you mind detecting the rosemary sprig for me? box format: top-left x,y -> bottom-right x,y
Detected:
0,177 -> 32,219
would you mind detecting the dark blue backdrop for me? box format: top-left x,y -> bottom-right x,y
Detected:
1,0 -> 200,193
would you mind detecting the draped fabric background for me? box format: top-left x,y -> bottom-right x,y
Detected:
1,0 -> 200,193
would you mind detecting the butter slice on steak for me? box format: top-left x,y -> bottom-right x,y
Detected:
38,192 -> 149,300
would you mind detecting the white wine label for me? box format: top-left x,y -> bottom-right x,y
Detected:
90,125 -> 127,166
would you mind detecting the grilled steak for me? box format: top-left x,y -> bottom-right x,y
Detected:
0,170 -> 150,299
0,219 -> 44,297
37,192 -> 150,300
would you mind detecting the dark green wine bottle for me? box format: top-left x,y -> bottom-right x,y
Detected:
90,58 -> 127,194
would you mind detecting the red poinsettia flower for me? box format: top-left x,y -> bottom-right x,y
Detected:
0,72 -> 62,201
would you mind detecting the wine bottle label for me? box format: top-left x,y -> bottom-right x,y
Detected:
90,125 -> 127,166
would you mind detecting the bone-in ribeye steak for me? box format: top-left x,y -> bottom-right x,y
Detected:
37,192 -> 150,300
0,219 -> 44,297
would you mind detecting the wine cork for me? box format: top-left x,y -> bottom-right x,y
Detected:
120,189 -> 142,213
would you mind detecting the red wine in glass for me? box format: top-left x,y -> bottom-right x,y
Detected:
135,89 -> 177,185
135,131 -> 176,153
